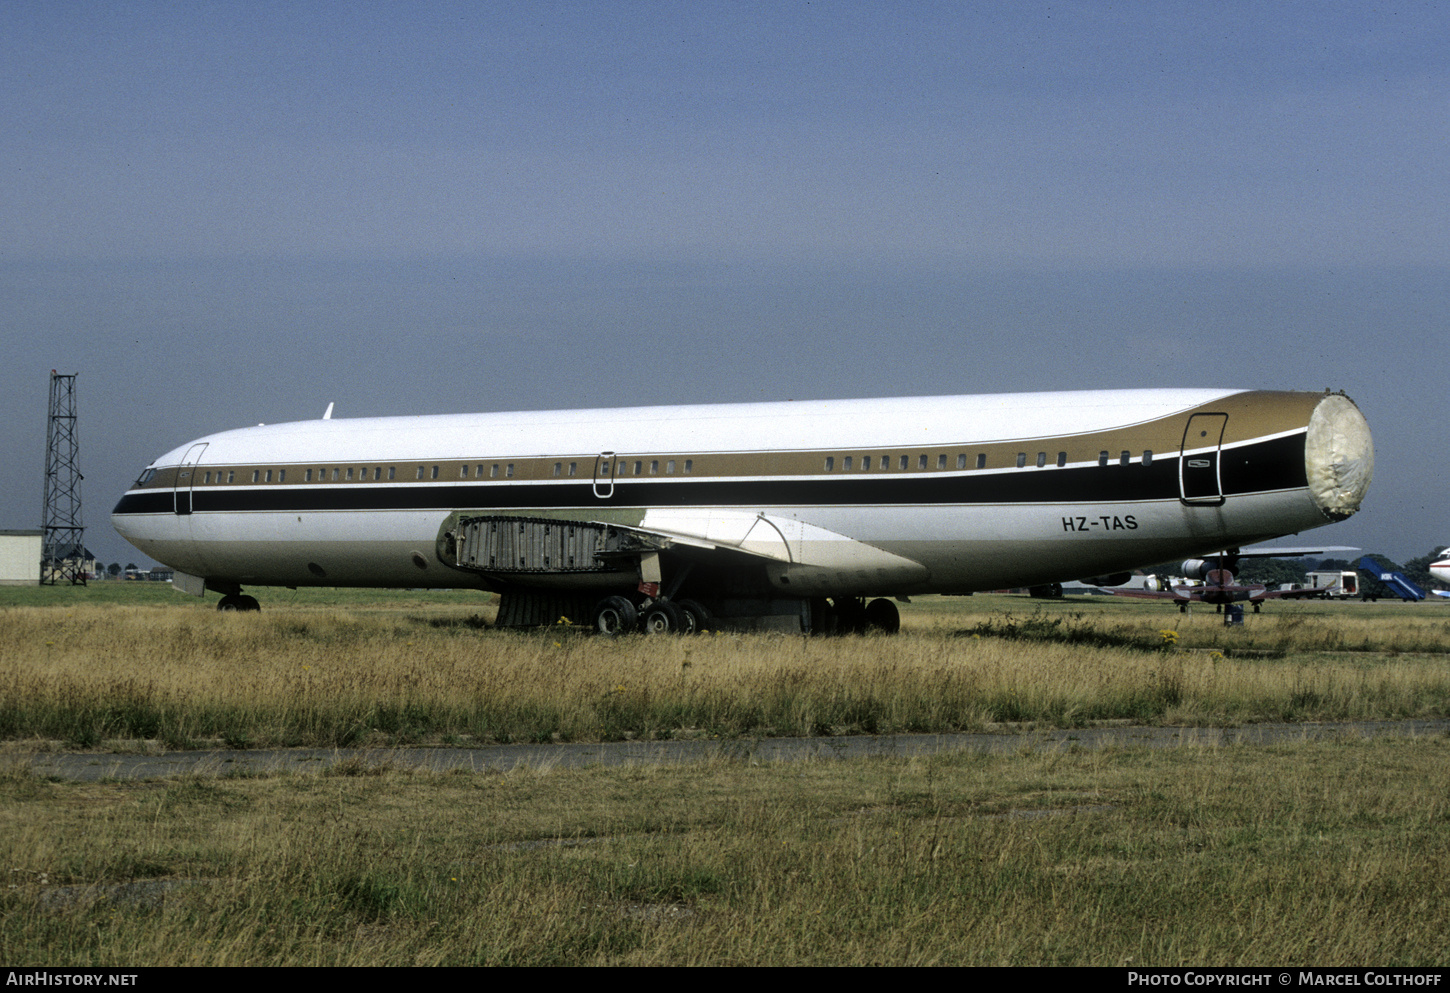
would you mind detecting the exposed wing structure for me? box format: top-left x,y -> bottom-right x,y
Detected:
447,509 -> 930,597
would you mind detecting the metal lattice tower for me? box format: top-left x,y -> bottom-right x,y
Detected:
41,371 -> 85,586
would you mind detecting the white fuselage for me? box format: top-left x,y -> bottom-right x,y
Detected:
1431,552 -> 1450,587
111,388 -> 1373,599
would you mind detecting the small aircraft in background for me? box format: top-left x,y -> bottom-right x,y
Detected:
1109,546 -> 1358,615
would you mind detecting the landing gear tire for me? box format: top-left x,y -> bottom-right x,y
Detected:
865,598 -> 900,634
642,600 -> 685,635
832,597 -> 867,635
593,596 -> 638,636
808,597 -> 836,635
218,594 -> 260,612
676,599 -> 712,634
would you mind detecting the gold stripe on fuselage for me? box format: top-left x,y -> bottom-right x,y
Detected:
130,392 -> 1320,492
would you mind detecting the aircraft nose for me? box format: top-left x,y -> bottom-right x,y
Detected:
111,465 -> 162,542
111,497 -> 135,537
1304,393 -> 1372,520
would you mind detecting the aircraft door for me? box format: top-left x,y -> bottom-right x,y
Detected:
173,443 -> 208,515
1179,414 -> 1227,505
592,452 -> 615,499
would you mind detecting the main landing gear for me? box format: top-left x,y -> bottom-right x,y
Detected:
588,592 -> 901,636
591,595 -> 713,636
812,596 -> 900,635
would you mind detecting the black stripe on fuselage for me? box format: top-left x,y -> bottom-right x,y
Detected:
112,433 -> 1307,516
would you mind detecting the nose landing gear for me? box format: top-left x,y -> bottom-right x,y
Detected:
217,594 -> 260,612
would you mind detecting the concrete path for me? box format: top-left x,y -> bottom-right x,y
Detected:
12,718 -> 1450,782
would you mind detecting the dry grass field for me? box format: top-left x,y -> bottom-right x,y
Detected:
1,585 -> 1447,748
2,584 -> 1448,964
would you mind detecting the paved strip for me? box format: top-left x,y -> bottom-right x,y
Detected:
12,719 -> 1449,782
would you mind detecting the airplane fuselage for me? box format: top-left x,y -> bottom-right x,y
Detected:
111,388 -> 1373,622
1431,551 -> 1450,588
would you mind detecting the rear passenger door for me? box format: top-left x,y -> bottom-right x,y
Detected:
1179,414 -> 1226,505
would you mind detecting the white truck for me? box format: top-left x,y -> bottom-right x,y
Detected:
1302,570 -> 1360,598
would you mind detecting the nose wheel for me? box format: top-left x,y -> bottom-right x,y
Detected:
217,594 -> 260,612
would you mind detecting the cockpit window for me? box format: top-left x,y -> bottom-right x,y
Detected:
136,468 -> 157,486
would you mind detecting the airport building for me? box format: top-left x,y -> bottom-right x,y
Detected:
0,530 -> 43,585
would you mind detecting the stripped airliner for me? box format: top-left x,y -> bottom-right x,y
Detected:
111,388 -> 1373,634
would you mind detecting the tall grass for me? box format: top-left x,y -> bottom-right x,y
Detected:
2,595 -> 1449,747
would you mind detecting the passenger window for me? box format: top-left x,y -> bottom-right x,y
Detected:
416,466 -> 425,480
937,454 -> 947,470
862,456 -> 872,471
1099,451 -> 1109,467
899,455 -> 908,470
1056,452 -> 1066,468
227,471 -> 235,484
600,461 -> 610,475
666,460 -> 675,474
825,457 -> 835,471
554,463 -> 562,477
252,470 -> 260,483
346,468 -> 353,481
976,454 -> 986,469
843,456 -> 853,471
633,461 -> 642,475
279,470 -> 286,482
431,466 -> 440,479
388,467 -> 395,480
203,472 -> 211,484
957,454 -> 966,470
569,462 -> 578,477
490,464 -> 498,478
684,460 -> 693,473
372,468 -> 380,481
506,464 -> 514,478
1120,451 -> 1130,466
918,454 -> 928,470
1143,450 -> 1153,466
303,469 -> 311,482
1015,453 -> 1026,469
1035,453 -> 1046,468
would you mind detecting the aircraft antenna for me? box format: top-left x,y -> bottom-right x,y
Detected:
40,371 -> 86,586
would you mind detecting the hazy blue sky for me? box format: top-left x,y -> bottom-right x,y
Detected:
3,1 -> 1446,570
